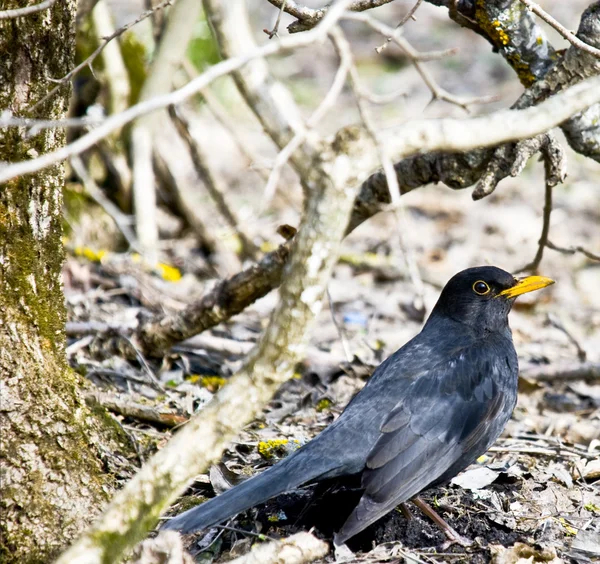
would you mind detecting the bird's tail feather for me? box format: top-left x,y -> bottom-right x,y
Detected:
162,450 -> 339,534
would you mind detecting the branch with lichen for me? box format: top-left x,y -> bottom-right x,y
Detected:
441,0 -> 600,162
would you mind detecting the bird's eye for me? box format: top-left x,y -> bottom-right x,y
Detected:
473,280 -> 490,295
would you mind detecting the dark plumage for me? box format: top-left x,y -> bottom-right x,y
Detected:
162,266 -> 553,544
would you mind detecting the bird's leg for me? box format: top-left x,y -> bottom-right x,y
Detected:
411,496 -> 473,549
399,502 -> 414,521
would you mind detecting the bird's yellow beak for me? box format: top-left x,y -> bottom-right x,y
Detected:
499,275 -> 555,299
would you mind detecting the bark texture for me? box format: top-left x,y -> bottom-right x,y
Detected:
0,2 -> 128,562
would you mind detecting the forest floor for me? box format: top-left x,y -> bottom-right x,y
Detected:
65,0 -> 599,562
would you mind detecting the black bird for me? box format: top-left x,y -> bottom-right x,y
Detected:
163,266 -> 553,545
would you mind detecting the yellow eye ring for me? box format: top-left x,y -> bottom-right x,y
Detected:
473,280 -> 490,295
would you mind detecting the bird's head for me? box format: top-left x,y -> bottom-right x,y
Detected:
430,266 -> 554,333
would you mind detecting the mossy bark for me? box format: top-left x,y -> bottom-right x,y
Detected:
0,2 -> 129,562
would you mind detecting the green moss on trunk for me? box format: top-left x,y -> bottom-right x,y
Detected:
0,2 -> 134,562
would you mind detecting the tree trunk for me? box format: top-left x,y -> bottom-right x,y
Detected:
0,2 -> 128,562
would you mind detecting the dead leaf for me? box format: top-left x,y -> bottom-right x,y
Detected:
451,466 -> 499,491
581,458 -> 600,480
549,463 -> 573,489
490,542 -> 564,564
571,529 -> 600,558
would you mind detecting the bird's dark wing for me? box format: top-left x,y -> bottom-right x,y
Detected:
335,344 -> 514,544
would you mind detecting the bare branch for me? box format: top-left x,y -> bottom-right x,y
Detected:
28,0 -> 174,113
444,0 -> 557,87
332,27 -> 425,312
135,240 -> 293,355
203,0 -> 309,170
515,174 -> 553,274
54,32 -> 365,558
0,0 -> 57,20
333,27 -> 401,205
263,29 -> 351,205
265,0 -> 396,32
521,362 -> 600,382
471,132 -> 566,200
546,240 -> 600,262
84,391 -> 188,428
448,0 -> 600,161
180,61 -> 271,181
0,111 -> 101,133
70,156 -> 140,252
264,0 -> 288,38
4,66 -> 600,187
519,0 -> 600,59
376,76 -> 600,159
375,0 -> 424,53
0,1 -> 351,184
515,135 -> 566,273
349,12 -> 498,110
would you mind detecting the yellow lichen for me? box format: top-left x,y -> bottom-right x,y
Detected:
73,246 -> 107,262
492,20 -> 509,45
155,263 -> 182,282
188,375 -> 226,392
257,439 -> 300,460
316,398 -> 332,412
558,517 -> 577,536
507,52 -> 536,87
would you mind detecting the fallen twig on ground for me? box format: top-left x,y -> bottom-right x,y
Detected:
521,362 -> 600,382
85,391 -> 189,428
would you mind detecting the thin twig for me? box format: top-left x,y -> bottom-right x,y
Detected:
521,361 -> 600,383
70,156 -> 140,252
515,175 -> 552,273
332,26 -> 426,316
119,333 -> 165,392
262,31 -> 351,206
546,240 -> 600,262
359,87 -> 408,104
348,12 -> 497,111
546,313 -> 587,362
375,0 -> 423,53
0,0 -> 57,19
168,105 -> 260,260
197,84 -> 270,181
264,0 -> 287,38
519,0 -> 600,59
85,368 -> 152,387
180,61 -> 271,181
487,446 -> 583,459
28,0 -> 174,113
499,435 -> 596,460
332,27 -> 400,203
